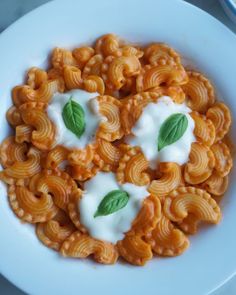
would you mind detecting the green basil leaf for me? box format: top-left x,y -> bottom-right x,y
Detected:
158,113 -> 188,151
94,190 -> 129,218
62,97 -> 85,138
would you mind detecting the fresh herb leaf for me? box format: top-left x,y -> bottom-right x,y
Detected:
94,190 -> 129,218
158,113 -> 188,151
62,97 -> 85,138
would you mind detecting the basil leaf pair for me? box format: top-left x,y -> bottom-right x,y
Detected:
94,190 -> 129,218
62,97 -> 85,138
158,113 -> 188,151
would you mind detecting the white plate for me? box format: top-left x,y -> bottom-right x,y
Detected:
0,0 -> 236,294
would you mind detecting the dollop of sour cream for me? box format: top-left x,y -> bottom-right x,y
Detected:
126,96 -> 195,168
79,172 -> 149,244
47,89 -> 105,149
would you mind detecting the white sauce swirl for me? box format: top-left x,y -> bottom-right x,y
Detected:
126,96 -> 195,168
47,89 -> 105,149
79,172 -> 149,244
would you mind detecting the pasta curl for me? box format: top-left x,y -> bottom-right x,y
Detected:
102,55 -> 141,90
93,139 -> 123,171
0,147 -> 41,184
61,231 -> 118,264
211,142 -> 232,177
191,111 -> 215,146
148,163 -> 183,202
15,124 -> 33,143
29,169 -> 78,211
163,186 -> 221,224
144,43 -> 181,67
182,71 -> 215,113
20,102 -> 55,150
36,210 -> 76,250
128,195 -> 161,236
146,214 -> 189,256
8,185 -> 58,223
117,146 -> 150,186
96,95 -> 123,141
201,172 -> 229,196
136,64 -> 188,92
184,143 -> 215,184
206,102 -> 231,142
0,136 -> 27,168
117,235 -> 152,266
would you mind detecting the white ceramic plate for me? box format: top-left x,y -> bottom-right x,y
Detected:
0,0 -> 236,294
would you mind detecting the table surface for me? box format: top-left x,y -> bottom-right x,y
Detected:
0,0 -> 235,294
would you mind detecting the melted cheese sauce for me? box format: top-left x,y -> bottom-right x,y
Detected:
126,96 -> 195,168
47,89 -> 105,149
79,172 -> 149,244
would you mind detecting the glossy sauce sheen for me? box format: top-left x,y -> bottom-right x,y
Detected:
47,89 -> 106,149
127,96 -> 195,168
79,172 -> 149,243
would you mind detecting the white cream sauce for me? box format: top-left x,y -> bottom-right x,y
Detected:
126,96 -> 195,169
79,172 -> 149,244
47,89 -> 106,149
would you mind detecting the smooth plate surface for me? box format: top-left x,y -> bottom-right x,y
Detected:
0,0 -> 236,294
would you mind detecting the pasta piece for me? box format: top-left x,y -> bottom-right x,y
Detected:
136,64 -> 188,92
95,34 -> 143,58
95,34 -> 120,56
118,77 -> 137,97
184,142 -> 215,184
146,214 -> 189,256
36,210 -> 76,250
144,43 -> 181,67
83,75 -> 105,95
182,71 -> 215,113
6,106 -> 23,127
0,136 -> 27,168
117,235 -> 152,266
82,54 -> 103,78
8,185 -> 58,223
177,213 -> 199,235
148,163 -> 183,202
68,144 -> 95,167
117,146 -> 150,186
211,142 -> 232,177
68,163 -> 99,182
128,195 -> 161,236
0,147 -> 41,184
68,190 -> 87,232
164,85 -> 186,104
101,55 -> 141,90
30,169 -> 78,211
72,46 -> 95,69
206,102 -> 232,142
44,146 -> 69,169
121,91 -> 162,134
96,95 -> 124,141
63,65 -> 82,89
163,186 -> 221,224
191,111 -> 215,146
61,231 -> 118,264
27,67 -> 48,89
93,139 -> 123,171
52,48 -> 78,70
13,79 -> 64,106
201,172 -> 229,196
121,45 -> 143,58
47,68 -> 63,80
20,102 -> 55,150
15,124 -> 33,143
